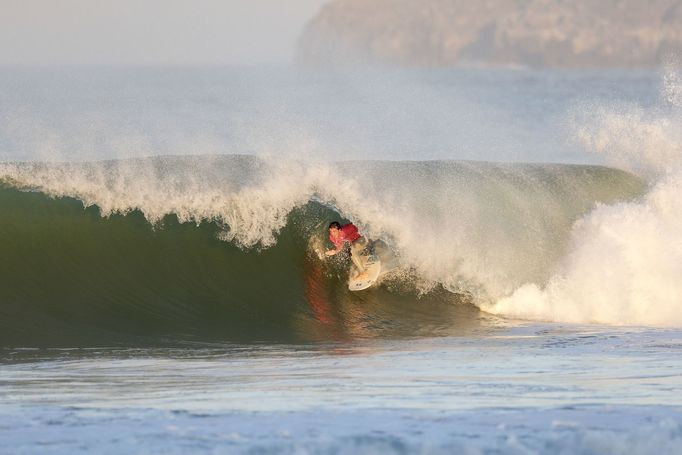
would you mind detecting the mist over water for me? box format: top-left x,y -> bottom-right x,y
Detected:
0,67 -> 659,163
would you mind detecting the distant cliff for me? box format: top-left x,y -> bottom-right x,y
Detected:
296,0 -> 682,68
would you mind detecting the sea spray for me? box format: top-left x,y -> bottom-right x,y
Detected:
486,68 -> 682,326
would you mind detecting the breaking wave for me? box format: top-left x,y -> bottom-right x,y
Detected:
0,156 -> 644,345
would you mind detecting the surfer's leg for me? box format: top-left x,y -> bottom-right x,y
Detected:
350,249 -> 365,272
350,238 -> 368,277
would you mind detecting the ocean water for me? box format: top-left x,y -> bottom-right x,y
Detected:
1,66 -> 681,454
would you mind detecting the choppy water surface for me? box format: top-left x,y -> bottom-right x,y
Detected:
4,326 -> 682,411
2,326 -> 682,453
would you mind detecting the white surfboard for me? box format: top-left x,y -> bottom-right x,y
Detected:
348,253 -> 381,291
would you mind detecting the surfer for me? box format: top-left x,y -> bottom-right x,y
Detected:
326,221 -> 369,280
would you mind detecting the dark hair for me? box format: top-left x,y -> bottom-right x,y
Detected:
328,221 -> 341,230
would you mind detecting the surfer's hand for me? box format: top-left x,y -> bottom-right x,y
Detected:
325,249 -> 336,256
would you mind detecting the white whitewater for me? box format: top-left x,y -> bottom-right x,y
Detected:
486,66 -> 682,326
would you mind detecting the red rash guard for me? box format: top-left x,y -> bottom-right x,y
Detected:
329,223 -> 361,249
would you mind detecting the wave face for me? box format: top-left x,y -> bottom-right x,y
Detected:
0,156 -> 644,345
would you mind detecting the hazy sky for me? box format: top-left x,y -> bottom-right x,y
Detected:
0,0 -> 328,65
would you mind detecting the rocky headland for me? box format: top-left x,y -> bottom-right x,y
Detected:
297,0 -> 682,68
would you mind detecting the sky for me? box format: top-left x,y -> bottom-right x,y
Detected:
0,0 -> 328,65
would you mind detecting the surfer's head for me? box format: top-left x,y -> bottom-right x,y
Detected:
328,222 -> 342,240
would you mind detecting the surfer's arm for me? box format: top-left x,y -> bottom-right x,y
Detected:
325,242 -> 344,256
